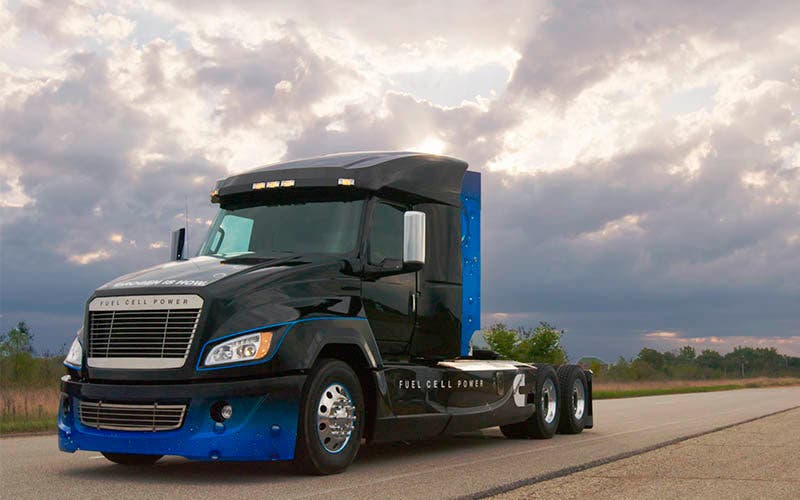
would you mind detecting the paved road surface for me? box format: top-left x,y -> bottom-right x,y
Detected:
1,386 -> 798,499
497,407 -> 800,499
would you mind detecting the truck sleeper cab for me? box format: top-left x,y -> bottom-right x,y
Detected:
59,151 -> 593,474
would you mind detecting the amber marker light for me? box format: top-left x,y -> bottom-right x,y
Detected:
256,331 -> 273,359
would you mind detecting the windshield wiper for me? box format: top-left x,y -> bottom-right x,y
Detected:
220,252 -> 298,265
220,255 -> 278,264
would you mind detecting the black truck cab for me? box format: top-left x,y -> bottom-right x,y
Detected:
59,151 -> 592,474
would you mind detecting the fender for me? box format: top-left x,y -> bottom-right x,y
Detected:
270,316 -> 384,372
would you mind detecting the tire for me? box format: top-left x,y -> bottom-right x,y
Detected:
557,365 -> 588,434
501,365 -> 560,439
102,453 -> 163,465
295,359 -> 364,475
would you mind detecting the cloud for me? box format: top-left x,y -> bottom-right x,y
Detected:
68,249 -> 111,265
645,331 -> 680,339
1,0 -> 799,362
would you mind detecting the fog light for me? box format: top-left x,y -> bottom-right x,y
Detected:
210,401 -> 233,422
61,395 -> 71,417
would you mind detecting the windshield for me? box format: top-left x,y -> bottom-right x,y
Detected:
199,199 -> 365,258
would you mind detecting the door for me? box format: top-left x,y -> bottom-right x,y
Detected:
362,200 -> 417,355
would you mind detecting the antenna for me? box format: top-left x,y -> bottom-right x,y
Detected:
185,196 -> 189,254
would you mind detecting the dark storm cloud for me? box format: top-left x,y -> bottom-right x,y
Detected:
480,88 -> 800,358
0,51 -> 226,347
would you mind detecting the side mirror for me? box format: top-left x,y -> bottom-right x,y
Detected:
170,228 -> 186,261
403,211 -> 426,271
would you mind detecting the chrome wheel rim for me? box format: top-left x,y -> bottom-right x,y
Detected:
572,379 -> 586,420
541,378 -> 557,425
316,383 -> 356,454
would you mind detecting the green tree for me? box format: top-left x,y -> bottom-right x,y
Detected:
677,345 -> 696,363
482,322 -> 568,364
0,322 -> 34,357
637,348 -> 665,371
482,323 -> 517,360
515,322 -> 567,365
696,349 -> 723,370
630,359 -> 661,380
0,322 -> 37,385
588,359 -> 605,375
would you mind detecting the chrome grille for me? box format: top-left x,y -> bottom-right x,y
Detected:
86,295 -> 203,369
78,401 -> 186,431
88,309 -> 200,358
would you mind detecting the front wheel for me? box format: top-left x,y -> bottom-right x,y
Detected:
500,365 -> 560,439
102,453 -> 162,465
295,359 -> 364,475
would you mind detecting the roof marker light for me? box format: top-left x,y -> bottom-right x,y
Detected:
266,181 -> 281,188
252,182 -> 266,190
280,179 -> 295,187
338,178 -> 355,186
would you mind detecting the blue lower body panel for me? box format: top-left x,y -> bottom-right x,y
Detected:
58,375 -> 305,461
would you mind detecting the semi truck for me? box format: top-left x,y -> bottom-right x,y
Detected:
59,151 -> 593,474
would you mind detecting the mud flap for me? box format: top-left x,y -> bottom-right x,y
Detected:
584,369 -> 594,429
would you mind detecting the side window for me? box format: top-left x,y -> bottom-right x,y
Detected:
369,201 -> 404,265
212,214 -> 254,255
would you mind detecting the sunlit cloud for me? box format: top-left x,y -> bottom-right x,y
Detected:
415,136 -> 446,155
645,331 -> 681,339
68,249 -> 111,265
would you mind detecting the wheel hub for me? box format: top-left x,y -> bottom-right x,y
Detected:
316,383 -> 356,453
541,378 -> 557,424
572,379 -> 586,420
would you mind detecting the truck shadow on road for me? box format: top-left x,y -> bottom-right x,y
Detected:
58,432 -> 507,484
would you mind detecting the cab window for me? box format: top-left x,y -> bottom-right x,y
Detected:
368,201 -> 404,265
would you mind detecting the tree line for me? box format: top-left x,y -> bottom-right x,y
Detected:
603,345 -> 800,381
481,322 -> 800,380
0,322 -> 65,388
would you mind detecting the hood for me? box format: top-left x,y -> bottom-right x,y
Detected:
97,256 -> 255,290
84,254 -> 361,382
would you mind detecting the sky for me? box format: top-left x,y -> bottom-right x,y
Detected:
1,0 -> 799,361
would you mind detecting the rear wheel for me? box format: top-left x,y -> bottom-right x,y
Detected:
101,453 -> 162,466
500,365 -> 560,439
295,359 -> 364,475
557,365 -> 588,434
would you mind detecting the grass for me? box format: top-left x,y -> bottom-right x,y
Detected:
0,386 -> 59,435
592,377 -> 800,399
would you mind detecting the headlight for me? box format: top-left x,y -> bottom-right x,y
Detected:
64,328 -> 83,369
204,331 -> 273,367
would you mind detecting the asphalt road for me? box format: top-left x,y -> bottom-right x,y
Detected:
1,386 -> 798,499
497,407 -> 800,499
